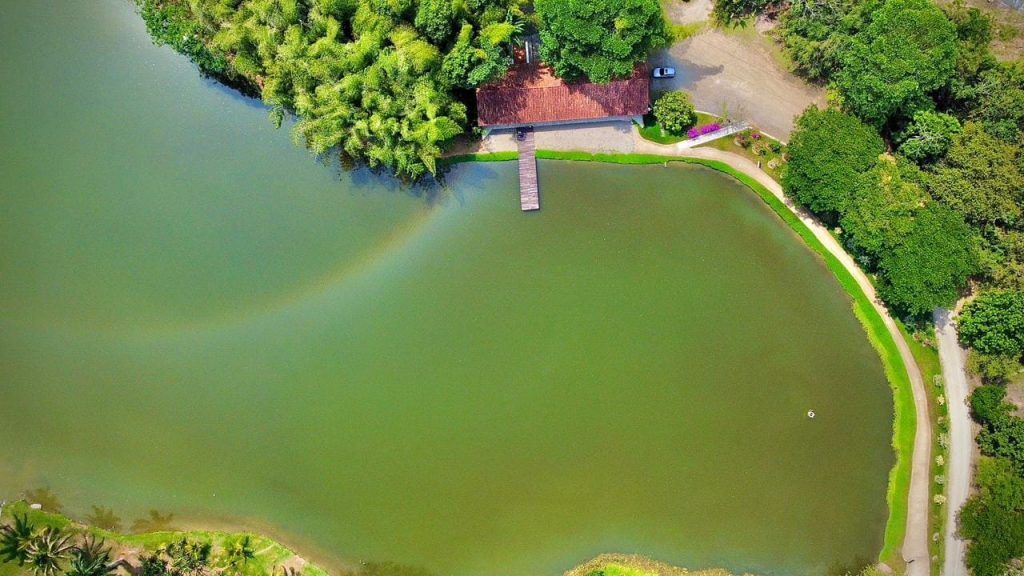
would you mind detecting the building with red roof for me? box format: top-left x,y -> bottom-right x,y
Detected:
476,48 -> 650,131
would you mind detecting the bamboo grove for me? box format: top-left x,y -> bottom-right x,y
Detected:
138,0 -> 527,180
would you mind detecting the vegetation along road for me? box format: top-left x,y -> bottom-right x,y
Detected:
935,307 -> 973,576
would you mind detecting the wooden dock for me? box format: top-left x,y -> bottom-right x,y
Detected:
516,127 -> 539,211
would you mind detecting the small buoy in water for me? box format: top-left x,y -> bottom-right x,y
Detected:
807,410 -> 816,419
29,503 -> 42,510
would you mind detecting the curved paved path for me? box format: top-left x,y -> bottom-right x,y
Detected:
935,307 -> 973,576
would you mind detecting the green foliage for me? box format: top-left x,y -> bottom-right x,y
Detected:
979,417 -> 1024,474
585,564 -> 654,576
832,0 -> 957,127
535,0 -> 669,83
135,0 -> 227,76
841,155 -> 927,262
896,110 -> 960,164
414,0 -> 454,44
778,0 -> 861,83
0,514 -> 34,566
971,384 -> 1012,423
712,0 -> 783,26
928,123 -> 1024,228
967,63 -> 1024,142
877,203 -> 977,316
24,527 -> 74,576
959,457 -> 1024,576
65,536 -> 115,576
958,290 -> 1024,356
969,350 -> 1023,384
782,106 -> 884,216
652,92 -> 697,134
943,0 -> 996,90
138,0 -> 525,180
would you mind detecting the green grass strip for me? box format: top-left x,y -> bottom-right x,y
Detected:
444,150 -> 916,563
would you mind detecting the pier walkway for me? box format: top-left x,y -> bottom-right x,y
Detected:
517,127 -> 539,211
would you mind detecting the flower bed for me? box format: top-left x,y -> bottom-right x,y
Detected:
687,123 -> 722,139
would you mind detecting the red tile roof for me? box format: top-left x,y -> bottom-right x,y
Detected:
476,62 -> 650,127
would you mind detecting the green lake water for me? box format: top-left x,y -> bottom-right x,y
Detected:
0,2 -> 894,575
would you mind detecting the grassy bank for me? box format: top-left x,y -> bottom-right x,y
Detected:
1,503 -> 742,576
443,150 -> 916,565
0,500 -> 329,576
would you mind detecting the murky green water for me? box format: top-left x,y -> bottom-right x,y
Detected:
0,2 -> 893,575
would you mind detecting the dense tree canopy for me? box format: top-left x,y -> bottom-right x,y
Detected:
959,457 -> 1024,576
928,123 -> 1024,229
139,0 -> 525,180
959,290 -> 1024,357
840,156 -> 927,262
895,111 -> 960,164
877,203 -> 977,315
832,0 -> 958,127
535,0 -> 669,83
782,107 -> 884,216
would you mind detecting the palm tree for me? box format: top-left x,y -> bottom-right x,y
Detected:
0,513 -> 35,565
85,506 -> 122,532
24,527 -> 74,576
225,535 -> 256,568
65,535 -> 117,576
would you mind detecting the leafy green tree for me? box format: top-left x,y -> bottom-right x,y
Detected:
959,457 -> 1024,576
978,417 -> 1024,474
969,351 -> 1023,383
968,63 -> 1024,142
833,0 -> 957,127
778,0 -> 863,83
535,0 -> 669,83
841,155 -> 927,262
943,0 -> 996,95
24,528 -> 74,576
414,0 -> 454,44
896,111 -> 960,164
782,106 -> 884,217
0,514 -> 35,566
971,385 -> 1012,423
958,290 -> 1024,356
652,92 -> 698,134
928,123 -> 1024,229
878,203 -> 978,316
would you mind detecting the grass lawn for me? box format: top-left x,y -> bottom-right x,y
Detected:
636,112 -> 721,145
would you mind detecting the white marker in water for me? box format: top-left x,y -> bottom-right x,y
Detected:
807,410 -> 816,419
